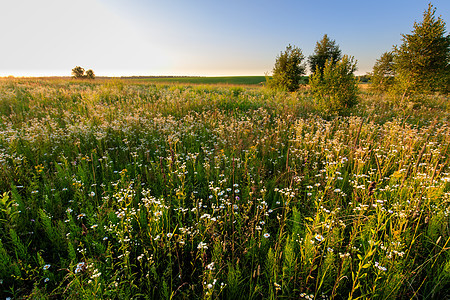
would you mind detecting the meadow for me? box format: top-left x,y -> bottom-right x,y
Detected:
0,78 -> 449,299
121,76 -> 268,86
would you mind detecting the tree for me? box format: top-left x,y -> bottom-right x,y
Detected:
268,44 -> 306,91
71,66 -> 96,79
308,34 -> 342,76
85,69 -> 95,79
394,3 -> 450,94
72,66 -> 86,79
310,55 -> 358,114
370,51 -> 395,92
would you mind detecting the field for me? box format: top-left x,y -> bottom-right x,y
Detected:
121,76 -> 268,86
0,78 -> 449,299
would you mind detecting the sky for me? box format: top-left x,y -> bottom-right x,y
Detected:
0,0 -> 449,77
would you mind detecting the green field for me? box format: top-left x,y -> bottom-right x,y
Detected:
0,78 -> 449,299
122,76 -> 268,85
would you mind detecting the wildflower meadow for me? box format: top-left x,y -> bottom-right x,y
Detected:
0,78 -> 449,299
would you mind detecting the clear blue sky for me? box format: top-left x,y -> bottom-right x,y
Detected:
0,0 -> 448,77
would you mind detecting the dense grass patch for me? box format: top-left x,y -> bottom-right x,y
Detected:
0,78 -> 449,299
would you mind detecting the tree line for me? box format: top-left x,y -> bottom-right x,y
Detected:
268,3 -> 449,113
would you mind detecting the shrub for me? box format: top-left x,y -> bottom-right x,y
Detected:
268,44 -> 306,92
85,69 -> 95,79
310,55 -> 359,115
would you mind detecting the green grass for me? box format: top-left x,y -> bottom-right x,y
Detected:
123,76 -> 268,85
0,78 -> 448,299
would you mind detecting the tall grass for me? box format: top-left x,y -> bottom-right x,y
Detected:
0,78 -> 448,299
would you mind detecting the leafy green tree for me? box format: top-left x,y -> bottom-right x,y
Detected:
268,44 -> 306,92
394,3 -> 450,95
310,55 -> 358,114
71,66 -> 86,79
308,34 -> 342,76
85,69 -> 95,79
370,51 -> 395,93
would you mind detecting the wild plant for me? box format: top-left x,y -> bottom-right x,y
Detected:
0,78 -> 448,299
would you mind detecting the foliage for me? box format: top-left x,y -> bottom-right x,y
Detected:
357,75 -> 370,83
72,66 -> 95,79
394,3 -> 450,95
85,69 -> 95,79
0,78 -> 449,299
308,34 -> 342,76
71,66 -> 86,79
370,51 -> 395,93
268,44 -> 306,92
310,55 -> 359,114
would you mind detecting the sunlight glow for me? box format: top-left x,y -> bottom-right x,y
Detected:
0,0 -> 168,77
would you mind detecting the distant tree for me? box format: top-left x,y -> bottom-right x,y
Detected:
394,3 -> 450,95
268,44 -> 306,92
370,51 -> 395,92
358,75 -> 370,83
72,66 -> 86,79
310,55 -> 358,114
85,69 -> 95,79
308,34 -> 342,76
71,66 -> 95,79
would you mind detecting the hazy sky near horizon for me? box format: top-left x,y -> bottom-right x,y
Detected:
0,0 -> 449,77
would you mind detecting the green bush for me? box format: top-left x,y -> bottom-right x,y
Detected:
268,44 -> 306,92
310,55 -> 359,115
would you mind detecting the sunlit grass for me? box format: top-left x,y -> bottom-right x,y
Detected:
0,78 -> 448,299
124,76 -> 268,86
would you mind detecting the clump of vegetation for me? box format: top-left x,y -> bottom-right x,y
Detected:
0,77 -> 448,299
310,55 -> 359,114
267,34 -> 357,114
267,44 -> 306,92
72,66 -> 95,79
370,3 -> 450,97
369,51 -> 395,93
308,34 -> 342,76
394,3 -> 449,95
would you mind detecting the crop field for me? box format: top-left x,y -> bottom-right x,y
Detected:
0,78 -> 449,299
